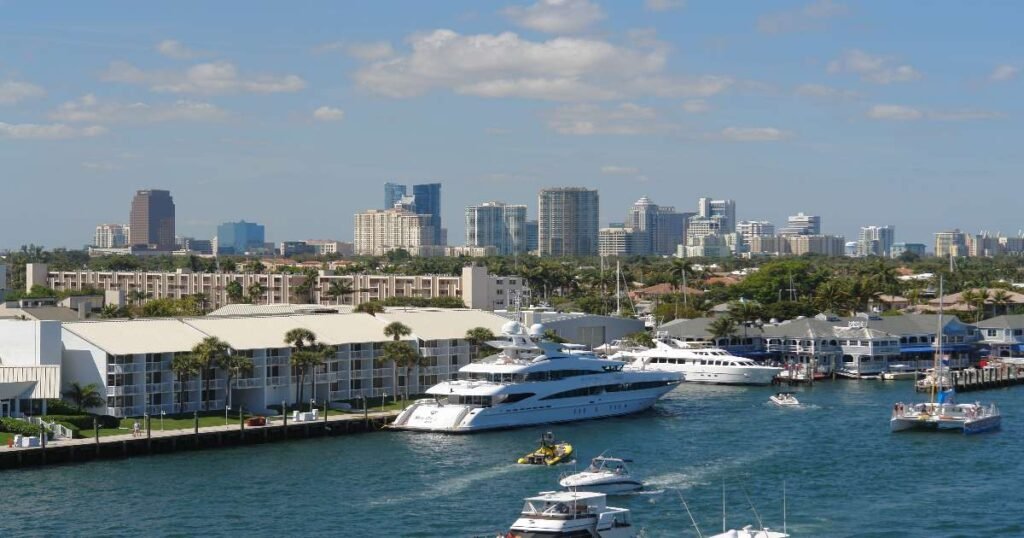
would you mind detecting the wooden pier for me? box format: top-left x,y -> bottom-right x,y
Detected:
0,410 -> 398,470
951,366 -> 1024,393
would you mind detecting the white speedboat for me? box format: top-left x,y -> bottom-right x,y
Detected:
709,527 -> 789,538
559,456 -> 642,494
881,364 -> 918,380
769,392 -> 800,407
890,398 -> 1001,434
504,491 -> 638,538
619,338 -> 781,386
390,322 -> 681,433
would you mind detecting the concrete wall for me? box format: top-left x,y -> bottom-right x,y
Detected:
59,329 -> 108,410
25,263 -> 49,292
0,319 -> 61,366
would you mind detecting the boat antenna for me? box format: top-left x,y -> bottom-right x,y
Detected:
675,489 -> 704,538
615,260 -> 621,316
741,485 -> 765,531
933,275 -> 943,404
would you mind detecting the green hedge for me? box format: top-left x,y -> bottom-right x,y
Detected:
47,415 -> 119,430
45,399 -> 86,415
0,417 -> 43,436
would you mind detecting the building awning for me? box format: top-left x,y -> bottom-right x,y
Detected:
900,344 -> 974,354
1011,344 -> 1024,353
0,381 -> 36,400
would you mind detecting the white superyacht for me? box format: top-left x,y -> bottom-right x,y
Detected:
390,322 -> 681,433
617,338 -> 782,386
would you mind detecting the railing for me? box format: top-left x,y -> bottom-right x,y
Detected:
315,372 -> 341,383
266,375 -> 290,386
145,403 -> 178,415
146,382 -> 174,393
107,363 -> 146,374
234,377 -> 265,388
28,417 -> 74,440
106,385 -> 144,397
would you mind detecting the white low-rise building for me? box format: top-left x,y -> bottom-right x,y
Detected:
0,319 -> 62,417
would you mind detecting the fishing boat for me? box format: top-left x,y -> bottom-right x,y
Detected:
503,490 -> 638,538
518,432 -> 574,466
559,455 -> 643,494
768,392 -> 800,407
891,277 -> 1002,434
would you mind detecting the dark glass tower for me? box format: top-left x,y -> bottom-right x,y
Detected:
412,183 -> 442,245
129,189 -> 175,250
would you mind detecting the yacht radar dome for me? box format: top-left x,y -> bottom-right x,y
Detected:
501,320 -> 523,335
529,323 -> 545,337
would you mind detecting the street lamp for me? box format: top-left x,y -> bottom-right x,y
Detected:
160,410 -> 165,431
225,404 -> 231,426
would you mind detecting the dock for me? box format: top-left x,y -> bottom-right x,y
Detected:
951,366 -> 1024,393
0,410 -> 398,470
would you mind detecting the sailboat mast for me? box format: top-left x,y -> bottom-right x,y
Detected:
934,276 -> 944,403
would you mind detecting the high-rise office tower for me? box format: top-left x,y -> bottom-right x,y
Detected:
465,201 -> 528,255
524,220 -> 539,253
857,225 -> 895,257
384,182 -> 407,209
94,224 -> 129,248
935,229 -> 967,258
216,220 -> 266,255
697,197 -> 736,233
626,196 -> 658,254
780,212 -> 821,236
129,189 -> 175,250
411,183 -> 442,245
538,187 -> 599,256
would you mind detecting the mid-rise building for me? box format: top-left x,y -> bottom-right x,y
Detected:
384,182 -> 407,209
538,187 -> 599,256
303,240 -> 354,257
788,234 -> 845,256
747,235 -> 791,256
935,229 -> 967,259
857,225 -> 896,257
129,189 -> 175,250
412,183 -> 443,245
598,227 -> 646,257
685,216 -> 723,242
891,242 -> 927,259
0,319 -> 62,417
94,224 -> 129,248
353,208 -> 436,256
736,220 -> 775,238
779,212 -> 821,236
216,221 -> 265,255
465,201 -> 528,255
697,197 -> 736,233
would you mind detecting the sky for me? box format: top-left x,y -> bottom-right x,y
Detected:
1,0 -> 1021,250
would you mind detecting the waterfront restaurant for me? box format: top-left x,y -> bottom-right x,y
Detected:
60,309 -> 509,418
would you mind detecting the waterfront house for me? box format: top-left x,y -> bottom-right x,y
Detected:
975,315 -> 1024,359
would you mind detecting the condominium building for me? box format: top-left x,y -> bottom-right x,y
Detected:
857,225 -> 896,257
935,229 -> 968,258
736,220 -> 775,238
216,220 -> 265,255
685,216 -> 723,242
538,187 -> 599,256
465,201 -> 527,255
696,197 -> 736,233
598,227 -> 646,257
890,242 -> 927,258
353,208 -> 436,256
94,224 -> 129,248
779,212 -> 821,236
747,235 -> 791,256
623,196 -> 687,256
0,319 -> 62,417
626,196 -> 658,254
303,240 -> 354,256
788,234 -> 846,256
524,220 -> 539,253
129,189 -> 175,250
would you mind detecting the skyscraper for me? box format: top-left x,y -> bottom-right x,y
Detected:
697,197 -> 736,233
412,183 -> 442,245
216,220 -> 266,255
129,189 -> 175,250
465,201 -> 527,255
384,182 -> 406,209
538,187 -> 599,256
524,220 -> 539,253
857,225 -> 895,257
353,208 -> 436,256
935,229 -> 967,258
780,212 -> 821,236
94,224 -> 128,248
626,196 -> 658,253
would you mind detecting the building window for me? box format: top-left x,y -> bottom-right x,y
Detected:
987,329 -> 998,337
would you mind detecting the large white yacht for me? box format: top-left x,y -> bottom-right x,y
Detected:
616,338 -> 782,386
390,322 -> 681,433
504,490 -> 638,538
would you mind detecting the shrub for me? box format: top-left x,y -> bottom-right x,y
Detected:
45,399 -> 85,415
47,415 -> 119,430
0,417 -> 43,436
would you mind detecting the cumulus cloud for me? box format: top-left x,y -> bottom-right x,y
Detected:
345,41 -> 395,61
714,127 -> 789,142
547,102 -> 669,135
50,94 -> 228,123
827,49 -> 921,84
794,83 -> 859,100
681,99 -> 711,113
645,0 -> 685,12
867,104 -> 1002,122
103,61 -> 306,95
503,0 -> 605,34
990,64 -> 1019,82
156,39 -> 201,59
353,29 -> 677,101
0,81 -> 45,105
758,0 -> 848,34
313,106 -> 345,121
0,122 -> 106,140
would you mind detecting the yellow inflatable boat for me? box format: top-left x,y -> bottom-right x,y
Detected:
517,432 -> 574,466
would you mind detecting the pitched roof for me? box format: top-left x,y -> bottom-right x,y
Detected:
184,313 -> 390,349
975,315 -> 1024,330
64,319 -> 208,355
377,309 -> 509,341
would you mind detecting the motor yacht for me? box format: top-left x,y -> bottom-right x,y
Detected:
559,455 -> 643,494
881,364 -> 918,380
617,338 -> 781,386
504,491 -> 637,538
390,322 -> 681,433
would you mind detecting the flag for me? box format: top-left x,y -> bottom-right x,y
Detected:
937,389 -> 955,404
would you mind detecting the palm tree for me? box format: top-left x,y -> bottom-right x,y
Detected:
727,300 -> 763,324
354,301 -> 385,317
623,331 -> 654,348
991,289 -> 1012,316
246,282 -> 266,305
542,328 -> 568,343
291,344 -> 331,407
284,328 -> 319,406
170,353 -> 201,412
707,317 -> 737,344
975,288 -> 990,322
384,321 -> 412,342
128,289 -> 150,305
225,281 -> 245,304
465,327 -> 496,360
64,382 -> 104,412
325,280 -> 355,305
190,336 -> 231,411
216,353 -> 254,409
377,341 -> 425,403
670,258 -> 696,317
814,280 -> 849,314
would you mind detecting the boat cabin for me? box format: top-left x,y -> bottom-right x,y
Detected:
519,491 -> 630,526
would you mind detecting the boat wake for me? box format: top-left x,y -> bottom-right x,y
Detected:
644,450 -> 784,491
369,463 -> 529,507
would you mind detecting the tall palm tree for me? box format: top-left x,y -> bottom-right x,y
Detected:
326,280 -> 355,305
190,336 -> 231,410
975,288 -> 990,322
291,344 -> 331,407
377,341 -> 425,403
284,328 -> 319,406
170,353 -> 201,413
64,382 -> 104,412
670,258 -> 696,316
384,321 -> 412,342
465,327 -> 496,360
216,353 -> 254,409
246,282 -> 266,305
226,281 -> 245,304
814,280 -> 849,314
991,289 -> 1012,316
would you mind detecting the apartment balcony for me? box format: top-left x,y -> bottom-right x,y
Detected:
108,363 -> 146,374
146,403 -> 178,415
146,382 -> 174,393
106,385 -> 144,397
266,375 -> 290,387
234,377 -> 266,389
107,406 -> 145,418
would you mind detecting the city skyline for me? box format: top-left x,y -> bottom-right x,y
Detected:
1,1 -> 1022,249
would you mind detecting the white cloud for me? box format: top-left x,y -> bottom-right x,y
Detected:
715,127 -> 789,142
345,41 -> 395,61
866,104 -> 923,121
503,0 -> 605,34
645,0 -> 685,12
827,49 -> 921,84
0,81 -> 45,105
50,94 -> 228,123
354,29 -> 671,101
990,64 -> 1019,82
547,102 -> 668,135
0,122 -> 106,140
681,99 -> 711,113
758,0 -> 848,34
600,165 -> 639,175
103,61 -> 306,95
628,75 -> 733,98
794,83 -> 859,100
156,39 -> 200,59
313,106 -> 345,121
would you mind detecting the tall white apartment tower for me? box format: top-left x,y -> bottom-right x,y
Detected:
465,201 -> 528,255
857,225 -> 896,257
353,208 -> 436,256
780,212 -> 821,236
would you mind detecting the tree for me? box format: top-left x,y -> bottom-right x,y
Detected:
670,258 -> 696,317
291,345 -> 331,408
377,341 -> 425,403
991,289 -> 1012,316
708,317 -> 738,342
727,300 -> 764,324
225,281 -> 244,304
354,301 -> 385,317
190,336 -> 231,411
284,328 -> 320,406
623,331 -> 654,348
542,328 -> 568,343
325,280 -> 355,305
814,280 -> 849,314
128,289 -> 151,305
64,382 -> 104,412
170,353 -> 201,412
216,352 -> 254,408
99,304 -> 129,319
246,282 -> 266,305
384,321 -> 412,342
465,327 -> 496,360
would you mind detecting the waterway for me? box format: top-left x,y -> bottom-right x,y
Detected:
3,380 -> 1022,537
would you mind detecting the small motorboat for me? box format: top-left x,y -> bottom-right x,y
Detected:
769,392 -> 800,407
518,432 -> 573,466
559,455 -> 643,494
503,490 -> 638,538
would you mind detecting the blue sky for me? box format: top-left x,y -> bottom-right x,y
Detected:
1,0 -> 1021,250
